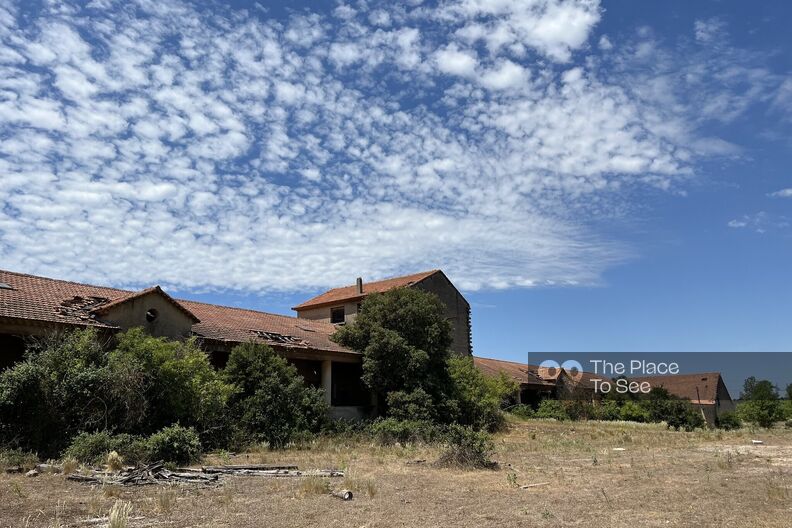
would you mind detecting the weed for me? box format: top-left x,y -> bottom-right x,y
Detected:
108,500 -> 132,528
106,451 -> 124,472
156,486 -> 178,514
299,476 -> 330,496
506,470 -> 518,488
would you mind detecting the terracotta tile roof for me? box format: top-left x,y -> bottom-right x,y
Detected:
0,269 -> 128,329
182,300 -> 352,354
292,270 -> 440,311
91,286 -> 200,323
630,372 -> 728,405
473,356 -> 556,387
0,269 -> 354,355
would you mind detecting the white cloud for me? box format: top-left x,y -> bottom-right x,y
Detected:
694,17 -> 726,43
769,188 -> 792,198
444,0 -> 602,62
479,60 -> 529,90
435,45 -> 478,77
0,0 -> 778,294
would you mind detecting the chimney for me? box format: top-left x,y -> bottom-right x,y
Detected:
356,277 -> 363,294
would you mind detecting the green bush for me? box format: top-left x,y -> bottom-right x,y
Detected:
737,400 -> 783,428
0,330 -> 110,457
717,412 -> 741,431
107,329 -> 235,445
224,342 -> 327,448
436,424 -> 495,469
619,401 -> 650,423
509,404 -> 534,419
446,356 -> 511,431
386,389 -> 436,422
535,399 -> 569,421
145,425 -> 202,466
780,400 -> 792,420
64,432 -> 149,466
0,448 -> 39,471
593,400 -> 621,421
368,418 -> 441,445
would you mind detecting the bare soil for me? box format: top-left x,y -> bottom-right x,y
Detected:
2,420 -> 790,527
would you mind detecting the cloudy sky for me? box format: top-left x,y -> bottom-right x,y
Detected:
1,0 -> 790,355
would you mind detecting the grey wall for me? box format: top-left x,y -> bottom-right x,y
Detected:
414,272 -> 471,356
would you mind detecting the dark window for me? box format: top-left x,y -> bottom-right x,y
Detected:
330,306 -> 345,324
145,308 -> 159,322
332,362 -> 369,406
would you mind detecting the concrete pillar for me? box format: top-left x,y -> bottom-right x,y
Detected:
321,360 -> 332,406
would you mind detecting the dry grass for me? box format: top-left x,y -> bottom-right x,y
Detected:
2,420 -> 791,527
108,500 -> 132,528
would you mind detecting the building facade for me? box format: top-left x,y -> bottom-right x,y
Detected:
293,270 -> 472,356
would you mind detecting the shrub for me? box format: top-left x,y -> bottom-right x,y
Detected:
780,400 -> 792,420
717,412 -> 742,431
0,448 -> 38,471
446,356 -> 511,431
368,418 -> 440,445
535,399 -> 569,421
593,400 -> 621,421
64,432 -> 148,466
145,425 -> 202,466
737,400 -> 783,428
224,342 -> 327,447
436,424 -> 495,469
386,389 -> 436,422
509,404 -> 534,419
0,330 -> 110,457
108,329 -> 235,444
619,401 -> 650,423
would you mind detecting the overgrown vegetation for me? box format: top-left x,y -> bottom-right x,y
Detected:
224,342 -> 327,447
0,328 -> 328,462
333,288 -> 515,434
738,377 -> 783,428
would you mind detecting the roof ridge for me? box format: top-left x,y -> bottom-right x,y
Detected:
325,269 -> 439,292
0,268 -> 134,294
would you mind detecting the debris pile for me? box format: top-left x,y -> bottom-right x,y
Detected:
66,462 -> 344,486
67,462 -> 218,486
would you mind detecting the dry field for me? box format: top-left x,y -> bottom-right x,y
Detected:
2,419 -> 791,528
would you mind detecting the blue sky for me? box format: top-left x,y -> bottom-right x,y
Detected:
0,0 -> 790,361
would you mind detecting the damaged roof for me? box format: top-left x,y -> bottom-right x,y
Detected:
0,269 -> 353,355
292,270 -> 440,311
473,356 -> 556,387
631,372 -> 729,405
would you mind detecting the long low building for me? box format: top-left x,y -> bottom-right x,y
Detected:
0,269 -> 369,418
474,356 -> 735,426
0,268 -> 473,420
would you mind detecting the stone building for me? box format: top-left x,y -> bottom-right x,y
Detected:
0,268 -> 472,419
293,270 -> 472,356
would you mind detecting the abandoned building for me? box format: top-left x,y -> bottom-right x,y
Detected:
293,269 -> 472,356
474,356 -> 735,426
0,268 -> 473,419
630,372 -> 735,426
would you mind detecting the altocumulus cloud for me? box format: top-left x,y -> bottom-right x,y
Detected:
0,0 -> 778,292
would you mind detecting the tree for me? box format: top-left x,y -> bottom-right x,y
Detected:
333,288 -> 454,415
224,342 -> 327,447
786,383 -> 792,401
738,377 -> 781,428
